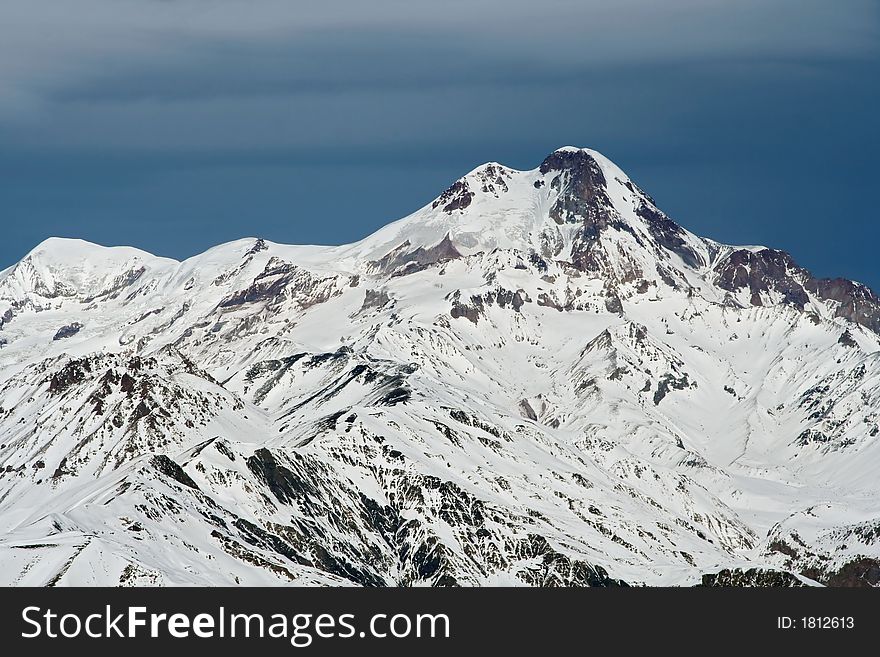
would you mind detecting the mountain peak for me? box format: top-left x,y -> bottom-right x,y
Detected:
540,145 -> 602,167
3,147 -> 880,588
1,238 -> 175,302
348,145 -> 712,288
538,147 -> 615,228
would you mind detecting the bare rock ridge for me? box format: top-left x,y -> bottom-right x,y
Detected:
0,146 -> 879,587
368,234 -> 462,277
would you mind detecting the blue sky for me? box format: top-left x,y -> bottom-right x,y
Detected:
1,1 -> 878,288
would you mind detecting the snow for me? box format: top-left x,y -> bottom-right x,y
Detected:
0,147 -> 878,587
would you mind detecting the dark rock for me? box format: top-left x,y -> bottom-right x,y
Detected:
838,330 -> 858,348
83,267 -> 147,303
539,149 -> 614,228
822,558 -> 880,587
604,293 -> 623,314
150,455 -> 200,490
449,287 -> 527,323
246,448 -> 316,505
768,539 -> 799,560
518,399 -> 538,421
218,262 -> 296,307
380,385 -> 411,405
698,568 -> 804,587
214,440 -> 236,462
516,534 -> 629,587
359,493 -> 403,541
806,278 -> 880,334
432,180 -> 474,213
635,201 -> 704,268
219,259 -> 345,310
120,372 -> 136,394
653,373 -> 692,405
53,323 -> 83,340
475,164 -> 511,197
449,293 -> 484,324
528,251 -> 548,272
246,238 -> 268,255
795,428 -> 831,446
232,518 -> 309,566
369,234 -> 462,277
232,517 -> 386,586
51,458 -> 70,479
714,248 -> 880,335
714,249 -> 809,308
49,358 -> 92,394
360,289 -> 391,312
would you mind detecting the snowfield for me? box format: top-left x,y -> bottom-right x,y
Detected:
1,147 -> 879,587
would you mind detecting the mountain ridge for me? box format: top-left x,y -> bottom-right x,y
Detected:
7,146 -> 877,325
1,146 -> 879,587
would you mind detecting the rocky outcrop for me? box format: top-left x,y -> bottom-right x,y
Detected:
53,322 -> 84,340
540,149 -> 615,229
219,259 -> 349,310
150,454 -> 200,490
698,568 -> 805,587
713,248 -> 880,335
432,180 -> 474,213
369,234 -> 462,276
714,248 -> 810,308
806,278 -> 880,334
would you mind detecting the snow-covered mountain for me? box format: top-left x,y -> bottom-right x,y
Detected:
2,147 -> 879,587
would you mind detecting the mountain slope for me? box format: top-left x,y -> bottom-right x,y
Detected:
1,147 -> 879,587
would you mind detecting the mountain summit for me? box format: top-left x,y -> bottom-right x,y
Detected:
1,148 -> 879,587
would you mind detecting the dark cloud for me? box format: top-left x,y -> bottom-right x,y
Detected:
0,1 -> 878,288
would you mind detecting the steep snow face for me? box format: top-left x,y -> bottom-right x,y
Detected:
1,147 -> 880,587
341,149 -> 713,287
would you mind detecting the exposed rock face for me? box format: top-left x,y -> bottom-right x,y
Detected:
540,148 -> 615,228
714,249 -> 810,308
474,163 -> 512,197
448,287 -> 526,324
432,180 -> 474,214
219,259 -> 349,310
635,200 -> 704,269
246,448 -> 315,505
819,558 -> 880,587
514,534 -> 629,587
83,266 -> 147,303
246,238 -> 268,255
150,454 -> 200,490
359,289 -> 392,313
699,568 -> 805,587
49,358 -> 92,393
806,278 -> 880,334
53,322 -> 84,340
369,234 -> 462,276
539,150 -> 620,275
838,330 -> 857,348
713,249 -> 880,333
766,530 -> 880,588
